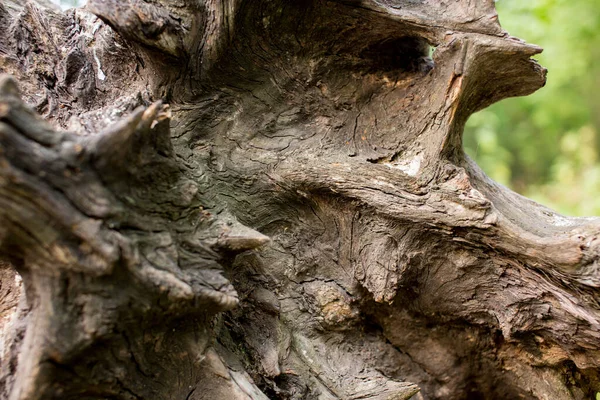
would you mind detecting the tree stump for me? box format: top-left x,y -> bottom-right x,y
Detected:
0,0 -> 599,399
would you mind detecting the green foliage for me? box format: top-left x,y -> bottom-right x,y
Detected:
464,0 -> 600,216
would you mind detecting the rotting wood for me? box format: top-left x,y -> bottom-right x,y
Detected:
0,0 -> 599,399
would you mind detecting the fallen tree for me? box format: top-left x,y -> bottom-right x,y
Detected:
0,0 -> 599,399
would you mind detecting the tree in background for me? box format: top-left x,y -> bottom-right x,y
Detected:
465,0 -> 600,216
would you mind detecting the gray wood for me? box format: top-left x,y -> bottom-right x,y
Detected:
0,0 -> 598,399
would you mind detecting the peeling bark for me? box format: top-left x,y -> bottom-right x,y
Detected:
0,0 -> 599,399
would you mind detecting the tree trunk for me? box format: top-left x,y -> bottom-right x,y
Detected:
0,0 -> 599,399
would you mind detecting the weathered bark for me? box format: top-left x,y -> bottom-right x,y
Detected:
0,0 -> 599,399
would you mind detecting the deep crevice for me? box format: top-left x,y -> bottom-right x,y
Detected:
359,36 -> 435,73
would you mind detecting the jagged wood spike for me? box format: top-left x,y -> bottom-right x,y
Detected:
89,101 -> 176,184
215,221 -> 271,252
90,106 -> 145,161
0,75 -> 274,399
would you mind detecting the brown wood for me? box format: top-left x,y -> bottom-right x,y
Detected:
0,0 -> 599,399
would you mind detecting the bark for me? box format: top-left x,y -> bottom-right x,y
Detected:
0,0 -> 599,399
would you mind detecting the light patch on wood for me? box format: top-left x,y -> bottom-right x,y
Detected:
384,154 -> 422,176
92,48 -> 106,81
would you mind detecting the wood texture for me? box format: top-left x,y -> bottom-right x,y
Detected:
0,0 -> 598,399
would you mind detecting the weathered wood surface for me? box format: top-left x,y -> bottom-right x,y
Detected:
0,0 -> 599,399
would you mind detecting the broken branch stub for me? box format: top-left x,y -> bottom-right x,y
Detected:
0,74 -> 269,399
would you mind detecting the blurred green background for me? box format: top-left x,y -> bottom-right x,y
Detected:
464,0 -> 600,216
50,0 -> 84,10
52,0 -> 599,215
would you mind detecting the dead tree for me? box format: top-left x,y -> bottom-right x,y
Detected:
0,0 -> 599,399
